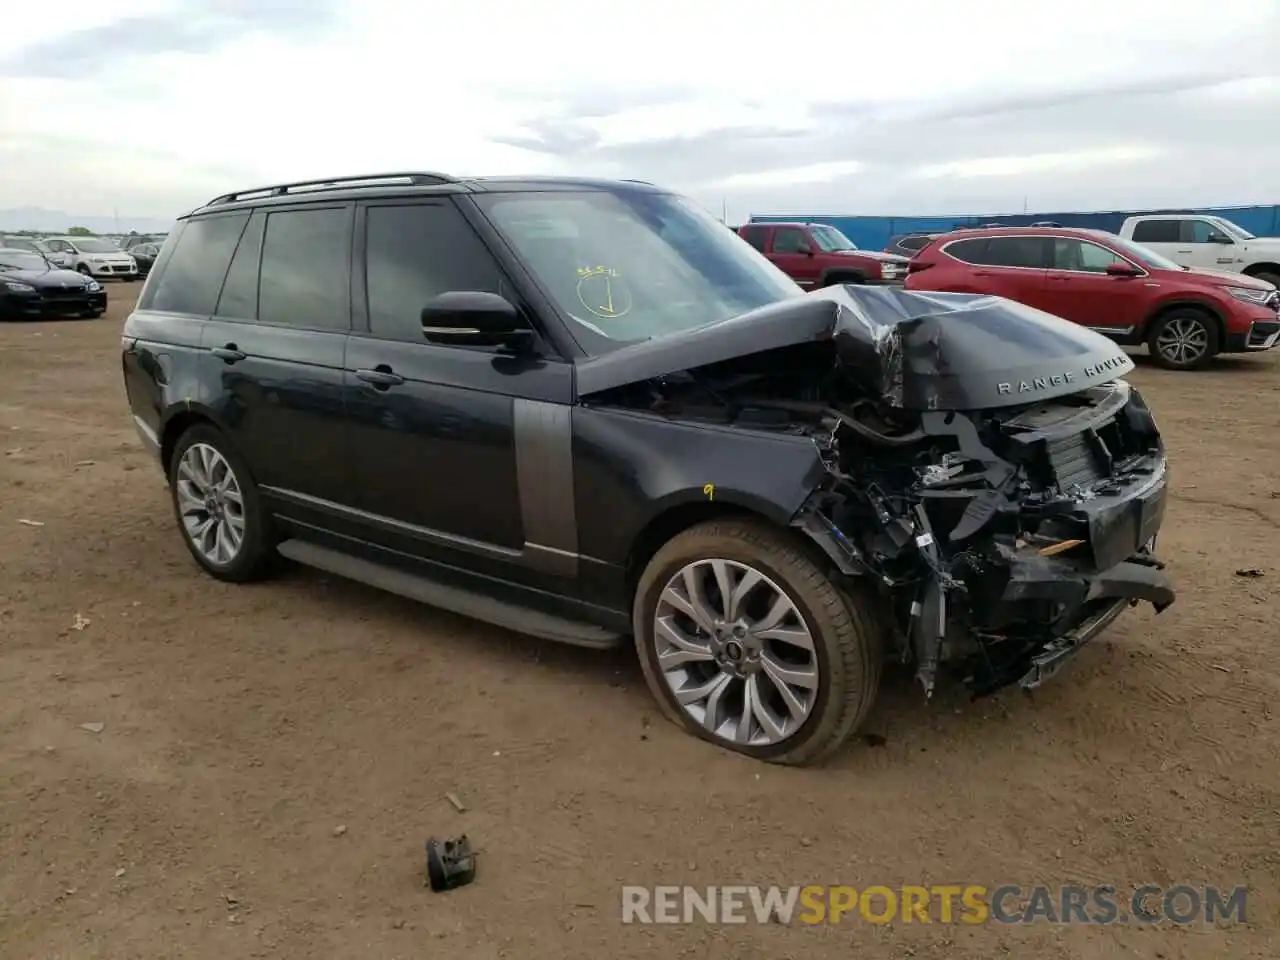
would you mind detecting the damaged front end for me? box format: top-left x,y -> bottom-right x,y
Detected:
579,285 -> 1177,700
792,287 -> 1176,697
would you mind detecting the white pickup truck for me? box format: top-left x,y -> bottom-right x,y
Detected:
1117,214 -> 1280,288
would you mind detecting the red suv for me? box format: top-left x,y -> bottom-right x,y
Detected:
905,227 -> 1280,370
738,222 -> 908,288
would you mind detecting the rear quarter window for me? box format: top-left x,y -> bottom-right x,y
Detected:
140,213 -> 249,315
942,237 -> 990,264
1130,220 -> 1180,243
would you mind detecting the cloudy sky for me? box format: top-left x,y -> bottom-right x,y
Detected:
1,0 -> 1278,223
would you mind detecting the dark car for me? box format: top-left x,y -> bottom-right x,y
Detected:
883,233 -> 942,258
130,242 -> 162,277
117,234 -> 167,251
0,248 -> 107,320
121,172 -> 1176,765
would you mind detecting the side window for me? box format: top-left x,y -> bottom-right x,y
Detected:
1130,219 -> 1179,243
258,206 -> 352,331
985,236 -> 1049,268
900,235 -> 931,251
942,238 -> 990,264
364,202 -> 507,343
144,213 -> 248,315
1053,239 -> 1124,273
1189,220 -> 1231,243
215,212 -> 265,320
771,228 -> 807,254
739,226 -> 769,252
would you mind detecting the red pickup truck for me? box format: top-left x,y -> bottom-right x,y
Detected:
738,222 -> 909,288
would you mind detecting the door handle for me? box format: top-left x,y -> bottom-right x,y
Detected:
972,270 -> 991,277
1176,250 -> 1192,254
211,344 -> 246,363
356,366 -> 405,388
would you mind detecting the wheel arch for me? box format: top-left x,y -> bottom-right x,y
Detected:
624,496 -> 855,604
1241,262 -> 1280,281
819,268 -> 867,287
158,405 -> 233,475
1138,298 -> 1225,342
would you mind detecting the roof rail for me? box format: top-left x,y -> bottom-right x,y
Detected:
204,172 -> 457,207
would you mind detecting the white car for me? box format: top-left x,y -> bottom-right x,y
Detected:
42,236 -> 138,280
1118,215 -> 1280,288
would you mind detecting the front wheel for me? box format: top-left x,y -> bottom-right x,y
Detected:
168,425 -> 276,582
1147,309 -> 1219,370
633,519 -> 884,766
76,264 -> 92,277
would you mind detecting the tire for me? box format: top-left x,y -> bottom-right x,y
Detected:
76,264 -> 92,277
167,424 -> 276,583
821,274 -> 863,287
1249,270 -> 1280,289
81,309 -> 104,319
632,518 -> 884,766
1146,308 -> 1219,370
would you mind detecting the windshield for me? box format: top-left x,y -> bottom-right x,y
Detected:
474,189 -> 802,352
1211,217 -> 1255,241
1099,233 -> 1186,271
0,251 -> 49,271
808,224 -> 858,252
71,238 -> 119,253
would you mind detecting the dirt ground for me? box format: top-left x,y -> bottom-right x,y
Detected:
1,286 -> 1277,960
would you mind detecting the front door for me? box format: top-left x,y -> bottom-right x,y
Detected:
342,197 -> 575,587
1183,218 -> 1240,272
1043,237 -> 1149,336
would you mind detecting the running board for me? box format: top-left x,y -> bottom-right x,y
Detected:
276,539 -> 624,650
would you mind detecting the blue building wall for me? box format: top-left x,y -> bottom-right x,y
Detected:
748,204 -> 1280,252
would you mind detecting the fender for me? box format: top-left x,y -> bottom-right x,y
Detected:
571,405 -> 830,570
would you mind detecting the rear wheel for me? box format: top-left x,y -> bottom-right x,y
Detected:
1147,308 -> 1219,370
168,425 -> 276,583
633,519 -> 884,766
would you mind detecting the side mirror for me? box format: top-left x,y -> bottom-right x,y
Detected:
420,291 -> 533,350
796,243 -> 813,256
1105,262 -> 1141,277
1208,233 -> 1233,244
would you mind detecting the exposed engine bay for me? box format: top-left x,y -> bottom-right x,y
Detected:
581,286 -> 1177,698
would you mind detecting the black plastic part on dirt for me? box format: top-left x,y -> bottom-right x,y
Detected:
425,835 -> 477,892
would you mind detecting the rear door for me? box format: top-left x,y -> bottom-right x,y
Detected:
938,235 -> 1052,310
768,227 -> 821,287
1043,237 -> 1149,336
199,204 -> 356,511
1128,218 -> 1186,264
738,225 -> 770,254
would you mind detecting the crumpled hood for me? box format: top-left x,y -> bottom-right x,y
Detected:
575,285 -> 1135,411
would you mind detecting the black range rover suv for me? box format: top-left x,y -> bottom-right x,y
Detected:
122,172 -> 1176,765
